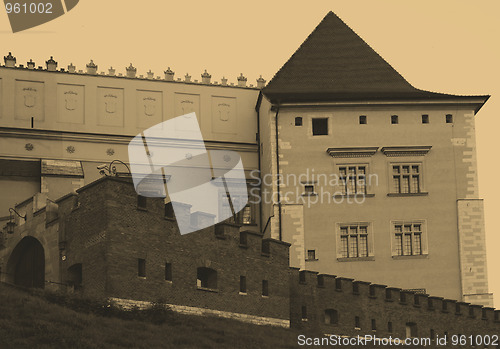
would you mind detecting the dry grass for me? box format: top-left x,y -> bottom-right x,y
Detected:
0,283 -> 314,349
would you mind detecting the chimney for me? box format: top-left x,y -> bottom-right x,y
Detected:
27,59 -> 36,70
164,67 -> 175,81
147,69 -> 154,79
237,73 -> 247,87
184,73 -> 191,82
201,70 -> 211,84
107,66 -> 115,76
4,52 -> 16,67
126,63 -> 137,78
256,75 -> 266,89
45,56 -> 57,71
86,60 -> 97,74
221,76 -> 228,86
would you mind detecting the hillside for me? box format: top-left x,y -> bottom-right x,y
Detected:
0,283 -> 309,349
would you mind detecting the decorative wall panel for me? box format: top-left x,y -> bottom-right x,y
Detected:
212,96 -> 237,134
174,93 -> 200,131
97,87 -> 124,127
57,83 -> 85,124
15,80 -> 44,121
136,90 -> 163,130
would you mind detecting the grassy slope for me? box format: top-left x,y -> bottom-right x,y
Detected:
0,283 -> 312,349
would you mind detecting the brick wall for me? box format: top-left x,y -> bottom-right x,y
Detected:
290,268 -> 500,345
65,177 -> 291,322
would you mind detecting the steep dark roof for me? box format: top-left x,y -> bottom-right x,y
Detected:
263,12 -> 488,107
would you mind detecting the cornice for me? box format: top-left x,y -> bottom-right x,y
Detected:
0,127 -> 258,153
381,146 -> 432,157
326,147 -> 378,158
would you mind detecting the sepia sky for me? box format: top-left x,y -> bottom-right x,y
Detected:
1,0 -> 499,307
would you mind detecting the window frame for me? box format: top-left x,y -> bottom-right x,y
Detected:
311,117 -> 329,136
337,163 -> 370,196
391,220 -> 428,258
388,161 -> 427,196
336,222 -> 375,261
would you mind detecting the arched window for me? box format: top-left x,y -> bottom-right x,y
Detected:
197,267 -> 217,289
324,309 -> 338,325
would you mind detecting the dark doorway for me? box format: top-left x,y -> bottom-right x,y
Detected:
7,237 -> 45,288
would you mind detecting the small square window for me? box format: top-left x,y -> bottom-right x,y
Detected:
138,258 -> 146,277
446,114 -> 453,123
307,249 -> 316,260
391,115 -> 399,124
359,115 -> 367,124
295,117 -> 303,126
304,185 -> 315,195
137,195 -> 147,210
262,280 -> 269,296
165,263 -> 172,281
312,118 -> 328,135
422,114 -> 429,124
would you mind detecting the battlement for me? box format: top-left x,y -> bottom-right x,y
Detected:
2,52 -> 266,89
290,268 -> 500,337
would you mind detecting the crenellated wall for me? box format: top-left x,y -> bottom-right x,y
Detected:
290,268 -> 500,344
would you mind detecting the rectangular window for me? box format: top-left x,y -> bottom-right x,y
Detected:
138,258 -> 146,277
165,263 -> 172,281
312,118 -> 328,135
339,224 -> 369,258
355,316 -> 361,329
371,319 -> 376,331
235,204 -> 254,225
391,115 -> 399,124
240,276 -> 247,293
394,223 -> 423,256
339,166 -> 366,195
446,114 -> 453,123
295,117 -> 303,126
307,249 -> 316,260
392,164 -> 421,194
359,115 -> 367,124
262,280 -> 269,296
221,193 -> 255,225
422,114 -> 429,124
301,306 -> 308,320
239,231 -> 248,246
388,322 -> 393,333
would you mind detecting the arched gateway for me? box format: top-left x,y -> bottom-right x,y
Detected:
6,236 -> 45,288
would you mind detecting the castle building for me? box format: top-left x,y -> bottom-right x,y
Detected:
0,177 -> 498,345
0,11 -> 494,309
